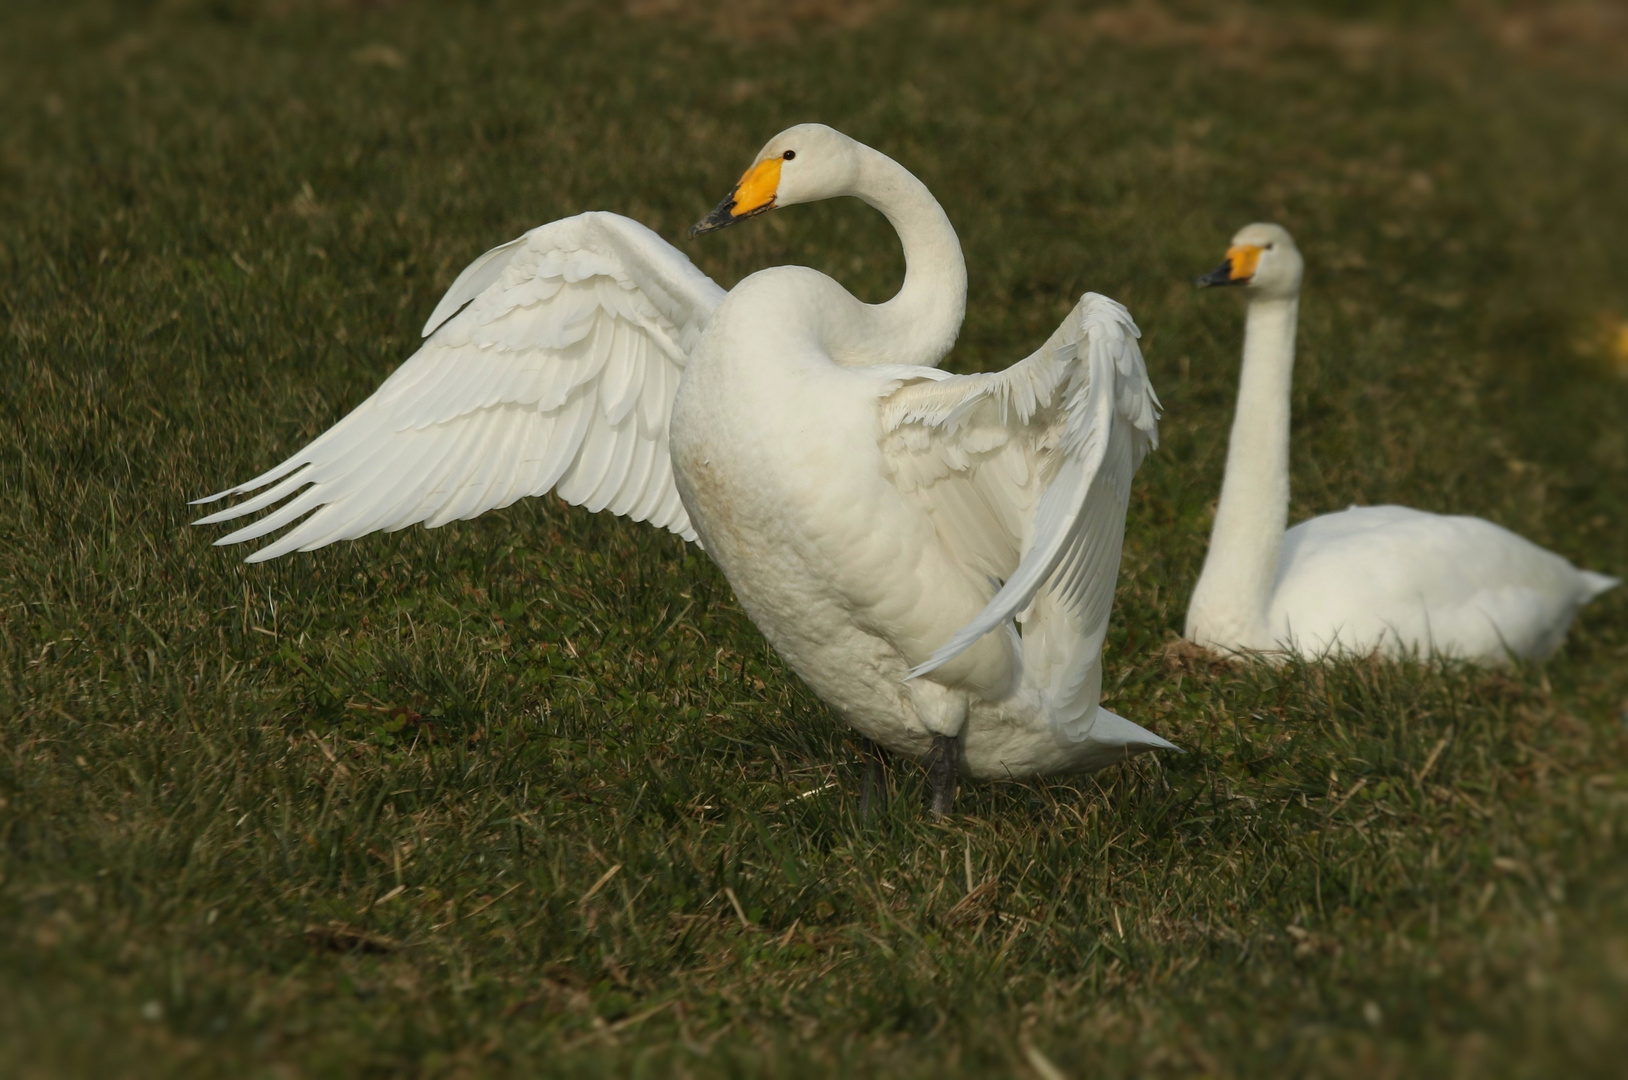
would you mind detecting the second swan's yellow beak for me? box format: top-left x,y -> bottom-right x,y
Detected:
1196,244 -> 1264,288
691,156 -> 784,237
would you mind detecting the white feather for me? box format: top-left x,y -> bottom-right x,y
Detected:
195,212 -> 723,555
886,295 -> 1159,729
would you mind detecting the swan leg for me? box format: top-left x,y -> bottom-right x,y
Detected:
858,738 -> 889,822
925,734 -> 959,818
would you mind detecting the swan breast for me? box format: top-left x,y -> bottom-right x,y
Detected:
668,274 -> 1019,725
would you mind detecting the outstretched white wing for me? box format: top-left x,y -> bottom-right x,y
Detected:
194,212 -> 724,561
878,293 -> 1159,716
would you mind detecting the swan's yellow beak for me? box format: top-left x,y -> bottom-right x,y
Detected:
690,156 -> 783,237
1196,244 -> 1263,288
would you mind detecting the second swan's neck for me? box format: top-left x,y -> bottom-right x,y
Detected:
1187,295 -> 1299,649
849,144 -> 967,368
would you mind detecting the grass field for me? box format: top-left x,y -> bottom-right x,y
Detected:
3,0 -> 1627,1075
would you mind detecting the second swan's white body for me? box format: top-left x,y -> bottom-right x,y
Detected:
1186,224 -> 1617,663
1263,505 -> 1617,661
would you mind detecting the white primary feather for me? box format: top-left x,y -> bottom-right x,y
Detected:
193,212 -> 723,560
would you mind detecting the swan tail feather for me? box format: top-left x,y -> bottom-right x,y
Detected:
1580,570 -> 1621,603
1088,708 -> 1181,754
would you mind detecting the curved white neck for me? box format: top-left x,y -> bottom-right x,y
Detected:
1187,295 -> 1298,648
849,144 -> 967,367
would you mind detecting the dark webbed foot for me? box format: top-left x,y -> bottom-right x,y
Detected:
925,734 -> 959,818
858,738 -> 889,822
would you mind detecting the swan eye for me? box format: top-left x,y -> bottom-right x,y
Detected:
782,150 -> 796,160
1265,243 -> 1275,250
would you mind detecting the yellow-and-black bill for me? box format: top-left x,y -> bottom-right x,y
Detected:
1196,244 -> 1263,288
690,155 -> 784,237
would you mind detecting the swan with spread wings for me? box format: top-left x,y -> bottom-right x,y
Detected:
196,124 -> 1174,814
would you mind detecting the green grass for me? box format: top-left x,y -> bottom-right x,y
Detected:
3,0 -> 1627,1075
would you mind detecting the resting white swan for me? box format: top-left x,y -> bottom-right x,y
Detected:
1186,223 -> 1618,663
194,124 -> 1174,813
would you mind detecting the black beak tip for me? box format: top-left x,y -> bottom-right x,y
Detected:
690,195 -> 740,239
1195,260 -> 1237,289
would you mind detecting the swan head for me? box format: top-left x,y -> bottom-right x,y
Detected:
1196,223 -> 1303,299
689,123 -> 862,237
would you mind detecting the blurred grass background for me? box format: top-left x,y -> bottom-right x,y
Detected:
2,0 -> 1626,1075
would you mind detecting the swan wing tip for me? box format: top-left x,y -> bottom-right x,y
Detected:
904,632 -> 981,681
188,488 -> 237,507
192,505 -> 245,527
903,659 -> 938,682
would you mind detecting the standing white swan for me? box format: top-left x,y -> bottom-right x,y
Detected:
1186,223 -> 1618,663
195,124 -> 1174,813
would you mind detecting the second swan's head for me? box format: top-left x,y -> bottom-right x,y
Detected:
1196,223 -> 1303,300
690,123 -> 863,237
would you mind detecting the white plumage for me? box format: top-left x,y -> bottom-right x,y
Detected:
197,124 -> 1176,796
1186,222 -> 1618,663
1271,506 -> 1619,660
194,213 -> 721,558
